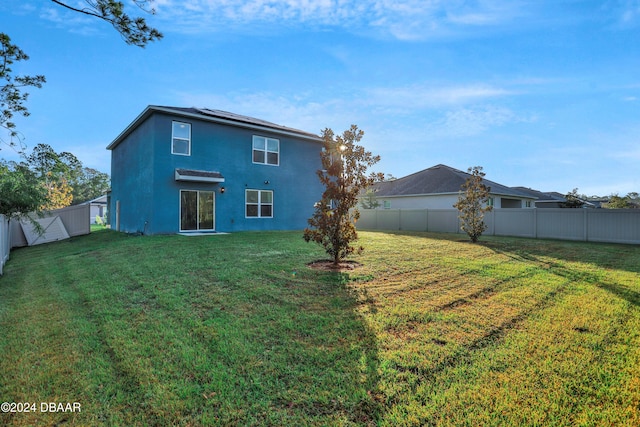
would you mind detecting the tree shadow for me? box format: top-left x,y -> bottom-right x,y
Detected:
302,269 -> 383,424
482,237 -> 640,308
365,230 -> 639,309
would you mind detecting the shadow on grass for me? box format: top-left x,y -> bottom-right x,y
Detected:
483,237 -> 640,308
379,228 -> 640,309
1,230 -> 384,426
293,269 -> 383,425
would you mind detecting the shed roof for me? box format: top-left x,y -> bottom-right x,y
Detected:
107,105 -> 321,150
373,164 -> 535,199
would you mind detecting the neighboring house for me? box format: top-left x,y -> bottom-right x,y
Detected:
107,106 -> 323,234
369,164 -> 536,210
512,187 -> 596,208
82,195 -> 108,223
587,197 -> 609,209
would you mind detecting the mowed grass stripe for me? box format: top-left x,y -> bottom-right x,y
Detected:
1,229 -> 638,426
352,231 -> 639,426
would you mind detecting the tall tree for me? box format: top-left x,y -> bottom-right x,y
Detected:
72,167 -> 110,204
303,125 -> 382,266
51,0 -> 163,47
0,161 -> 48,218
1,1 -> 156,218
453,166 -> 493,243
1,1 -> 162,148
26,144 -> 82,210
0,34 -> 46,150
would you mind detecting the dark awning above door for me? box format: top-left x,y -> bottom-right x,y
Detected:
175,168 -> 225,183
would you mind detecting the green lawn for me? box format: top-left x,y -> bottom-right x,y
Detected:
0,229 -> 638,426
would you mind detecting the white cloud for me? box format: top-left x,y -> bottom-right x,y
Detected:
427,105 -> 520,138
173,90 -> 360,135
364,84 -> 513,112
619,0 -> 640,26
173,80 -> 525,144
151,0 -> 531,39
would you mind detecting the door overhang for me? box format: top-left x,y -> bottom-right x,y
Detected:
175,168 -> 225,183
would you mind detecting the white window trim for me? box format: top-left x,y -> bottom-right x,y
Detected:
172,121 -> 191,156
245,189 -> 274,218
252,135 -> 280,166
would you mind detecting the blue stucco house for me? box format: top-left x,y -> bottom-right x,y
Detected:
107,105 -> 324,234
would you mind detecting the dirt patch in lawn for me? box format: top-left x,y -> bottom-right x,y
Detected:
307,260 -> 362,272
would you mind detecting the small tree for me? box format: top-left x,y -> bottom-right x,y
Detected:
560,188 -> 585,208
603,193 -> 633,209
453,166 -> 493,243
303,125 -> 382,265
360,188 -> 381,209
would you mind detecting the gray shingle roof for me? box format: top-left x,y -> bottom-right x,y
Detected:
174,107 -> 320,139
373,164 -> 534,199
107,105 -> 320,150
511,187 -> 565,202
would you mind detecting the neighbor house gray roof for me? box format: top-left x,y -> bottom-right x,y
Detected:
512,187 -> 596,208
107,105 -> 321,150
373,164 -> 535,199
511,187 -> 565,202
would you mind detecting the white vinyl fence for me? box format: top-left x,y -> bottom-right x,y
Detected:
9,204 -> 91,248
1,205 -> 91,275
0,214 -> 9,275
358,208 -> 640,245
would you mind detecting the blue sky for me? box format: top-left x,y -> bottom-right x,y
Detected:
1,0 -> 639,196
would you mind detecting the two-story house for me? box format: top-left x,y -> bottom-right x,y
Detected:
107,106 -> 324,234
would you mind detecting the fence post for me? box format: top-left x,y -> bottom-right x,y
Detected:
0,214 -> 8,275
583,209 -> 588,242
424,208 -> 428,232
489,209 -> 496,236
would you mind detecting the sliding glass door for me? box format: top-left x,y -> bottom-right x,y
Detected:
180,190 -> 215,231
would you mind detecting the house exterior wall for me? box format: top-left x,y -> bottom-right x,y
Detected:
110,115 -> 157,234
110,111 -> 323,234
90,204 -> 106,223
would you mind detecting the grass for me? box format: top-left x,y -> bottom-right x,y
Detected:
0,229 -> 638,426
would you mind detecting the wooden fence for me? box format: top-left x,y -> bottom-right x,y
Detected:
358,208 -> 640,245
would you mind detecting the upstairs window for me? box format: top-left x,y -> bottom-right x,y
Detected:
252,136 -> 279,166
172,121 -> 191,155
246,189 -> 273,218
